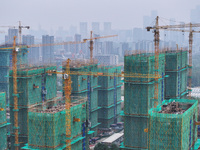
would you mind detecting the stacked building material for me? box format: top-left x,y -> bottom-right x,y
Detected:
121,53 -> 165,150
9,66 -> 57,149
149,99 -> 198,150
165,50 -> 188,99
98,66 -> 122,128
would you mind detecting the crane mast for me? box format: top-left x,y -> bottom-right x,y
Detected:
154,16 -> 160,107
89,31 -> 94,63
12,36 -> 19,150
64,59 -> 72,150
188,24 -> 193,98
0,30 -> 117,150
83,31 -> 118,63
147,16 -> 200,100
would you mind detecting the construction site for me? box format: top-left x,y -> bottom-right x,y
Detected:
0,16 -> 200,150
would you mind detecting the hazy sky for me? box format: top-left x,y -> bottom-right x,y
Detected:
1,0 -> 200,31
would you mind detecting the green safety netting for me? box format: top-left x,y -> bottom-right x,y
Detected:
149,99 -> 198,150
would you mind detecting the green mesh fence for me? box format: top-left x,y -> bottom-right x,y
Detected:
98,118 -> 115,128
63,63 -> 100,137
124,53 -> 165,82
0,93 -> 6,124
149,99 -> 198,150
64,64 -> 98,93
11,135 -> 28,150
97,66 -> 122,129
91,88 -> 98,111
181,51 -> 188,69
0,50 -> 13,103
90,110 -> 99,129
180,69 -> 188,94
9,66 -> 57,107
0,126 -> 7,150
99,107 -> 114,119
123,53 -> 165,150
98,90 -> 114,107
28,100 -> 86,149
10,107 -> 28,136
165,51 -> 181,71
165,50 -> 188,99
124,83 -> 154,115
165,72 -> 179,99
124,116 -> 148,149
9,66 -> 57,149
98,66 -> 121,89
0,92 -> 7,150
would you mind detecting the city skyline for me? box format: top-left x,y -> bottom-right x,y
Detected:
1,0 -> 200,31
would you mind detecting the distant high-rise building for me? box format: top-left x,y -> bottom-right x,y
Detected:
169,18 -> 178,43
104,22 -> 111,34
133,28 -> 143,42
5,28 -> 18,44
22,35 -> 39,65
103,41 -> 113,54
80,22 -> 88,39
190,6 -> 200,45
92,22 -> 100,34
95,54 -> 118,65
69,26 -> 77,36
42,35 -> 54,64
74,34 -> 81,54
64,36 -> 73,54
121,42 -> 129,56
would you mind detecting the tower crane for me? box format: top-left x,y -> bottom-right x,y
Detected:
0,39 -> 87,150
83,31 -> 118,63
0,32 -> 117,150
0,21 -> 30,46
146,16 -> 200,101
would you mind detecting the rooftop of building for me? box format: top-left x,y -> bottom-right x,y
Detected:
158,101 -> 192,114
149,99 -> 198,116
29,96 -> 86,114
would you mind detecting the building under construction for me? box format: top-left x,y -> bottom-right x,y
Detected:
0,45 -> 28,104
63,59 -> 100,137
165,50 -> 188,99
121,52 -> 165,149
22,97 -> 87,150
0,38 -> 199,150
9,66 -> 57,149
98,66 -> 122,128
121,49 -> 200,149
149,99 -> 198,150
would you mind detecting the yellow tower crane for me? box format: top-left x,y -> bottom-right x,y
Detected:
146,16 -> 200,103
0,31 -> 117,150
0,39 -> 86,150
83,31 -> 118,63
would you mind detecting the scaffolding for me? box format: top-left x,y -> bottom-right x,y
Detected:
9,66 -> 57,149
165,50 -> 188,99
149,99 -> 198,150
121,53 -> 165,149
0,46 -> 28,104
23,97 -> 86,150
63,59 -> 100,137
98,66 -> 122,128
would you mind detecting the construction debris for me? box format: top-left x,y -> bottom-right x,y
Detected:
158,102 -> 187,114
